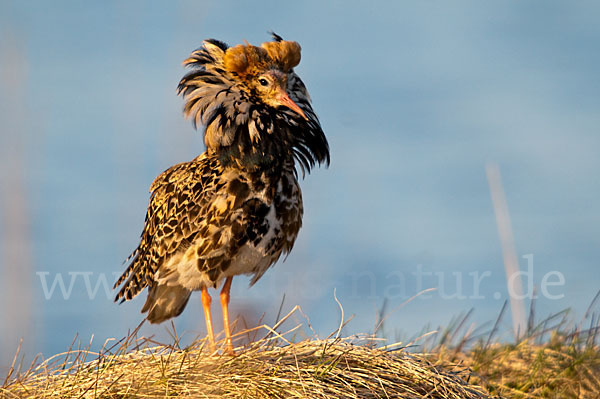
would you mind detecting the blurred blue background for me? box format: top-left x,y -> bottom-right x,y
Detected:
1,0 -> 599,369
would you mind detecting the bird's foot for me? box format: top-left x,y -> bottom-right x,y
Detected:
224,342 -> 236,356
206,340 -> 217,355
225,347 -> 236,356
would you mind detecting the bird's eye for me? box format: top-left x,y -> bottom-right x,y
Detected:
258,78 -> 269,86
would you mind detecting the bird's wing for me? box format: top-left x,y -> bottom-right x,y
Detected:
113,153 -> 222,302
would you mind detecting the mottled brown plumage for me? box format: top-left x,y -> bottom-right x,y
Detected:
114,33 -> 329,352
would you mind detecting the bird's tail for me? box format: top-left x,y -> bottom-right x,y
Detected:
141,284 -> 192,324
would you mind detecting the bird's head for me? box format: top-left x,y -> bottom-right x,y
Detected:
248,70 -> 307,120
178,34 -> 329,174
221,41 -> 307,120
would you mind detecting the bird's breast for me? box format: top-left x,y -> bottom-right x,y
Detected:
156,169 -> 303,291
225,170 -> 304,285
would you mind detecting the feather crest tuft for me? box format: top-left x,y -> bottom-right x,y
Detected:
223,40 -> 301,77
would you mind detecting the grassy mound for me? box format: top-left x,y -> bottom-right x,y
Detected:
435,339 -> 600,398
3,304 -> 600,398
423,303 -> 600,398
0,334 -> 491,399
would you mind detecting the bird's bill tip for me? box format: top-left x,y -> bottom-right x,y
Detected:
276,90 -> 308,120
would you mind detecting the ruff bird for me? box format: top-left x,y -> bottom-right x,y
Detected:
114,33 -> 329,353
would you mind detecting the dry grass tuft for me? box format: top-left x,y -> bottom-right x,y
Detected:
1,307 -> 491,399
6,299 -> 600,398
422,300 -> 600,398
0,337 -> 492,399
433,337 -> 600,398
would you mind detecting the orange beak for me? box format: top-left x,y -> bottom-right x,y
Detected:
275,88 -> 308,120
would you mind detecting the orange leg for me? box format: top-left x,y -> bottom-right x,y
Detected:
220,277 -> 235,355
200,286 -> 216,352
